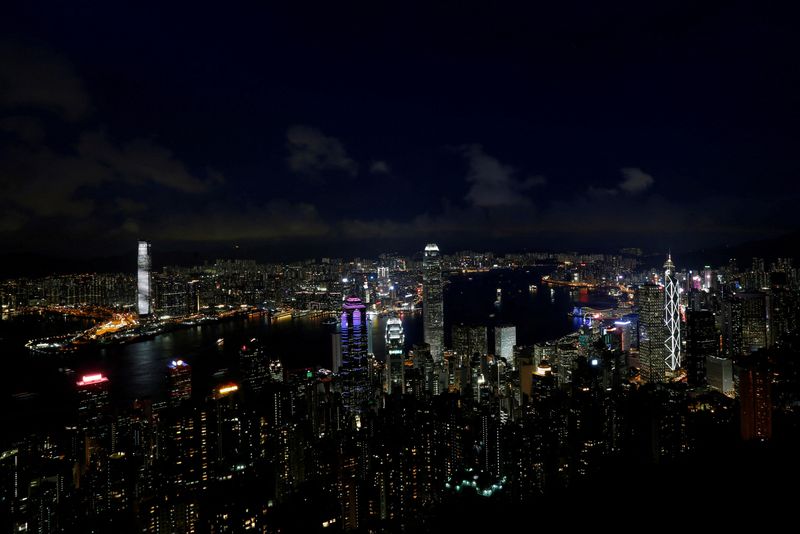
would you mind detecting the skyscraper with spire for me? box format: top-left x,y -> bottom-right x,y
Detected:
423,244 -> 444,362
663,254 -> 681,371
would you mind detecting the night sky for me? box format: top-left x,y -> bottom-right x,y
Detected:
1,1 -> 799,267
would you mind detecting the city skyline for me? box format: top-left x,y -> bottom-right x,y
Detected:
2,2 -> 799,531
2,238 -> 798,530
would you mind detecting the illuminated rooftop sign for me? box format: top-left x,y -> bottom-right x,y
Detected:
77,373 -> 109,386
217,384 -> 239,395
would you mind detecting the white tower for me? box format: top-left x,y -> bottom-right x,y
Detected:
423,243 -> 444,362
137,241 -> 152,317
663,254 -> 681,371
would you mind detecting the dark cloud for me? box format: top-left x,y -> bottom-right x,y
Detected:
0,209 -> 25,233
337,182 -> 796,252
0,116 -> 45,144
77,133 -> 222,194
286,125 -> 358,177
369,160 -> 391,174
0,143 -> 107,218
0,42 -> 90,120
462,144 -> 544,208
115,197 -> 147,214
0,42 -> 223,237
141,201 -> 330,241
619,167 -> 655,194
0,133 -> 223,222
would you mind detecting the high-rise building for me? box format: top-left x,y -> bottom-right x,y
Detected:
707,355 -> 734,396
385,317 -> 405,394
636,284 -> 668,383
167,359 -> 192,406
187,279 -> 200,314
739,292 -> 768,354
452,324 -> 487,359
686,310 -> 719,386
663,255 -> 681,371
77,373 -> 110,425
423,244 -> 444,362
76,373 -> 111,466
685,310 -> 717,387
721,296 -> 743,358
331,332 -> 342,373
137,240 -> 152,317
494,325 -> 516,367
739,358 -> 772,441
239,344 -> 269,393
340,296 -> 369,413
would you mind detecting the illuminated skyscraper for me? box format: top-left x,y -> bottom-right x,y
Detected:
137,240 -> 152,317
452,324 -> 487,359
239,343 -> 269,393
663,254 -> 681,371
167,359 -> 192,406
77,373 -> 110,428
738,292 -> 768,354
636,284 -> 668,383
721,296 -> 743,357
494,325 -> 516,367
385,316 -> 405,394
340,296 -> 369,413
423,244 -> 444,362
76,373 -> 111,466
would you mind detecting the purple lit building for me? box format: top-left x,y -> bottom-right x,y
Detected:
339,296 -> 370,414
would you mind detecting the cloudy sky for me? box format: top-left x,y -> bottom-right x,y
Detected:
1,1 -> 798,268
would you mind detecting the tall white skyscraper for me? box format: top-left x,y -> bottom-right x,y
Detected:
385,317 -> 405,394
663,254 -> 681,371
494,325 -> 516,368
423,244 -> 444,362
137,241 -> 151,317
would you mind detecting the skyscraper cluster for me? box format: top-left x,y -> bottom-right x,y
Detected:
2,245 -> 800,532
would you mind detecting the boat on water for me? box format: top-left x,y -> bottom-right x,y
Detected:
217,338 -> 225,346
321,317 -> 337,326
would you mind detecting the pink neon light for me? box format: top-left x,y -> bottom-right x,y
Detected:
77,373 -> 109,386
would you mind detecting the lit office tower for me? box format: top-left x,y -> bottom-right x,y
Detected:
636,284 -> 668,383
738,292 -> 768,354
137,240 -> 152,317
385,316 -> 405,394
187,279 -> 200,314
721,296 -> 743,357
77,373 -> 110,429
663,254 -> 681,371
423,244 -> 444,362
239,344 -> 269,393
340,296 -> 370,413
452,324 -> 487,359
167,359 -> 192,406
494,325 -> 516,367
76,373 -> 111,465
